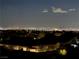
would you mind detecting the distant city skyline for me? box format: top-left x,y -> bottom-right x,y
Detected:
0,0 -> 79,28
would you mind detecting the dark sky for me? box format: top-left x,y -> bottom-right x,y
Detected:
0,0 -> 79,28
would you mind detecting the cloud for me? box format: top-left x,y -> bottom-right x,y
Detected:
68,8 -> 76,12
41,9 -> 48,13
51,7 -> 76,14
41,6 -> 76,14
51,7 -> 68,14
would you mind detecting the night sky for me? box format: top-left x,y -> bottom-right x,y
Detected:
0,0 -> 79,28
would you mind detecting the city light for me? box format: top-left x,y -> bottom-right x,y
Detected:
13,46 -> 20,50
71,44 -> 78,48
29,49 -> 39,53
23,47 -> 27,51
59,49 -> 67,55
